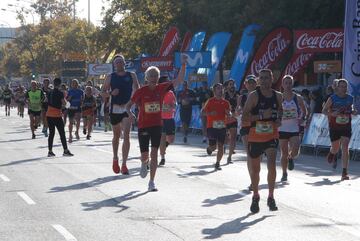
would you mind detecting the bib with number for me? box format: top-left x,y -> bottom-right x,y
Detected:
145,102 -> 160,113
255,121 -> 274,134
283,108 -> 297,119
213,120 -> 225,129
336,115 -> 350,124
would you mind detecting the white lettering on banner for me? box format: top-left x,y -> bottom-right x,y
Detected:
141,60 -> 172,69
162,33 -> 179,56
285,53 -> 313,75
251,33 -> 289,74
184,52 -> 203,67
302,113 -> 360,150
296,32 -> 343,50
236,49 -> 249,64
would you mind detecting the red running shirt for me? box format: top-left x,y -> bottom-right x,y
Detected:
203,97 -> 230,129
132,82 -> 172,128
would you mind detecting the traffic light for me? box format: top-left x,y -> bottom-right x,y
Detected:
31,73 -> 36,80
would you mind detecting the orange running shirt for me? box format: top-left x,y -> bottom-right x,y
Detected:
203,97 -> 230,129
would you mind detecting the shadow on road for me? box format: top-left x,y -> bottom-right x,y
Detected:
81,190 -> 148,212
202,213 -> 274,239
0,156 -> 45,166
305,178 -> 342,186
202,193 -> 245,207
0,138 -> 33,143
48,173 -> 139,193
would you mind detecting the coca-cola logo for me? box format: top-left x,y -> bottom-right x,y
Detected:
285,53 -> 314,75
251,31 -> 292,74
295,29 -> 343,53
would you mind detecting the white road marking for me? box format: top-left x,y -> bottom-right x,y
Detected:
17,192 -> 36,205
0,174 -> 10,182
52,224 -> 77,241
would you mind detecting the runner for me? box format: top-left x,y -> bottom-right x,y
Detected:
159,76 -> 177,166
125,60 -> 186,191
178,81 -> 195,143
242,69 -> 282,213
82,86 -> 97,140
224,79 -> 239,164
102,54 -> 140,175
16,86 -> 26,118
67,79 -> 84,143
322,79 -> 355,180
26,81 -> 44,139
197,81 -> 213,143
46,77 -> 73,157
41,78 -> 51,137
202,83 -> 231,170
279,75 -> 307,182
60,83 -> 68,125
3,84 -> 13,116
238,74 -> 257,190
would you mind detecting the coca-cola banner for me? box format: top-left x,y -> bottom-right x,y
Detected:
246,27 -> 292,76
275,53 -> 314,89
294,28 -> 344,53
140,56 -> 173,72
158,26 -> 180,57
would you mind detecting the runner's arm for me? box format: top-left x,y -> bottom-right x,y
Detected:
171,56 -> 187,87
322,97 -> 333,116
131,72 -> 140,92
241,92 -> 259,123
101,75 -> 111,98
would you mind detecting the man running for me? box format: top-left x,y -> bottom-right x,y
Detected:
126,61 -> 186,191
279,75 -> 307,182
26,81 -> 44,139
16,86 -> 26,118
238,74 -> 257,190
67,79 -> 83,143
102,54 -> 140,175
178,81 -> 195,143
82,86 -> 97,140
242,69 -> 282,213
224,79 -> 239,164
322,79 -> 355,181
202,83 -> 231,170
41,78 -> 51,137
46,77 -> 73,157
3,84 -> 13,116
159,76 -> 177,166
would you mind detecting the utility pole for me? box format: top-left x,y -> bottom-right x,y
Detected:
88,0 -> 90,25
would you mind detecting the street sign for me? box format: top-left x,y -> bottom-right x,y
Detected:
88,63 -> 113,75
188,73 -> 208,82
314,60 -> 342,73
174,51 -> 212,68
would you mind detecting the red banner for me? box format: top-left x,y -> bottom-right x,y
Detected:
158,26 -> 180,57
294,28 -> 343,53
275,52 -> 315,89
140,56 -> 173,72
247,27 -> 292,76
180,31 -> 192,52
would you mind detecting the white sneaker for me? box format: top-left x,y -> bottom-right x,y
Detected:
140,161 -> 148,178
148,180 -> 158,192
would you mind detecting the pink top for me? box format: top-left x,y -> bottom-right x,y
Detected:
161,91 -> 177,119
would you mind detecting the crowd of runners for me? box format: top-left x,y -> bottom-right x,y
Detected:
0,54 -> 356,214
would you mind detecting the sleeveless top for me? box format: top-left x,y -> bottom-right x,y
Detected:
110,72 -> 133,113
279,93 -> 300,133
329,94 -> 353,130
248,88 -> 279,142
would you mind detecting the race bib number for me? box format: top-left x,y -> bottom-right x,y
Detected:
283,109 -> 297,119
213,120 -> 225,129
145,102 -> 160,113
336,115 -> 350,124
112,105 -> 126,114
162,104 -> 172,113
255,121 -> 274,134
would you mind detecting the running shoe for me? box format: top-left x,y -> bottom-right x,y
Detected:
83,128 -> 86,135
148,180 -> 158,192
214,162 -> 222,171
32,133 -> 36,139
121,164 -> 129,175
250,196 -> 260,213
327,152 -> 335,164
63,150 -> 74,156
267,197 -> 278,211
112,159 -> 120,174
288,158 -> 294,171
227,156 -> 233,164
86,135 -> 91,140
206,147 -> 212,155
159,158 -> 165,166
47,151 -> 56,157
341,172 -> 350,181
140,161 -> 149,178
281,172 -> 288,182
